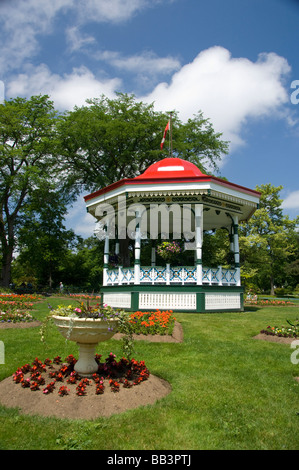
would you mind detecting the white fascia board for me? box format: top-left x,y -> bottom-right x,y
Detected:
85,181 -> 212,210
126,181 -> 211,194
209,182 -> 260,205
85,180 -> 260,212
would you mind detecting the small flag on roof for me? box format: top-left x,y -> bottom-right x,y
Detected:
160,121 -> 170,150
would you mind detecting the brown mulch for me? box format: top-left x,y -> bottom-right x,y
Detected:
0,372 -> 171,420
112,321 -> 183,343
0,321 -> 41,329
252,333 -> 297,345
0,322 -> 182,420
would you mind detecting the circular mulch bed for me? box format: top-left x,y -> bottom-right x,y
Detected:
112,321 -> 183,343
0,322 -> 182,420
0,371 -> 171,420
0,321 -> 41,330
253,333 -> 297,345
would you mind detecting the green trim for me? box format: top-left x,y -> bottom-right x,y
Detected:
101,284 -> 243,293
196,292 -> 205,312
131,291 -> 139,311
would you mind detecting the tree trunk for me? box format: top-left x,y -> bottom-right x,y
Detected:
1,246 -> 13,287
270,275 -> 275,296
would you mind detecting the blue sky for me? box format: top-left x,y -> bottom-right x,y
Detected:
1,0 -> 298,237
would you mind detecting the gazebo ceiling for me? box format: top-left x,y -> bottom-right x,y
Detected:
84,157 -> 260,230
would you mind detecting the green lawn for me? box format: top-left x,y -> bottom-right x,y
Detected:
0,297 -> 298,450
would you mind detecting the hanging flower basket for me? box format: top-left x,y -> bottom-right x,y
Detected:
156,241 -> 182,263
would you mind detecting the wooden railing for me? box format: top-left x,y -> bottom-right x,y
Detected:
104,265 -> 239,287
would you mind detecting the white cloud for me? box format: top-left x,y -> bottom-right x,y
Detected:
6,64 -> 120,110
141,46 -> 291,152
75,0 -> 150,23
0,0 -> 73,73
66,26 -> 96,52
282,190 -> 299,210
0,0 -> 165,74
5,45 -> 293,156
98,50 -> 180,75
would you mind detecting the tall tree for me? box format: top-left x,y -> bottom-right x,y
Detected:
58,93 -> 229,193
172,111 -> 228,173
16,185 -> 77,288
239,184 -> 299,294
58,236 -> 104,291
0,95 -> 65,286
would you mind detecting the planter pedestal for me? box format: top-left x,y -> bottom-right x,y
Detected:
52,315 -> 119,378
74,343 -> 98,377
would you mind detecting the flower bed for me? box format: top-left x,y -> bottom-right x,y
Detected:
0,294 -> 42,303
260,321 -> 298,338
0,300 -> 35,311
246,299 -> 295,306
68,294 -> 101,300
12,353 -> 150,396
0,294 -> 42,323
0,311 -> 35,323
129,310 -> 176,336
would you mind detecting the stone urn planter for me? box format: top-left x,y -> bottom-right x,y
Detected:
52,315 -> 119,377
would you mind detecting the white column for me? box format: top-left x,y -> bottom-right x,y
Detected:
232,215 -> 241,286
195,204 -> 203,285
166,263 -> 170,285
134,209 -> 141,285
218,265 -> 222,286
103,221 -> 110,286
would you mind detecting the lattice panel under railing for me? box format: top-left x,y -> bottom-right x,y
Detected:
139,292 -> 197,310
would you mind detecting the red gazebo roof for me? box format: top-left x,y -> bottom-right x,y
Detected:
84,157 -> 260,202
134,157 -> 205,179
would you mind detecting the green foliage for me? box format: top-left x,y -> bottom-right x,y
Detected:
172,111 -> 229,173
16,185 -> 77,288
58,93 -> 228,193
0,95 -> 69,287
116,310 -> 135,360
202,228 -> 232,267
58,236 -> 104,291
2,94 -> 297,297
239,184 -> 299,293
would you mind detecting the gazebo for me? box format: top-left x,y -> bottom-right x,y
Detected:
84,157 -> 260,312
